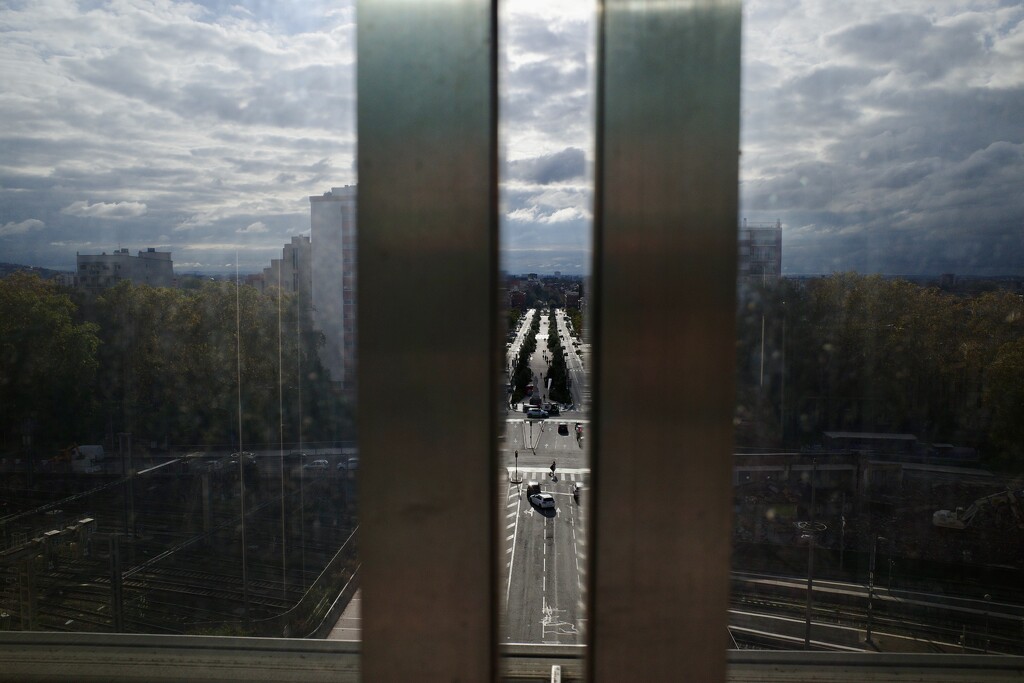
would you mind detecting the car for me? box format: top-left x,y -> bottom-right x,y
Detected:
200,458 -> 227,472
572,482 -> 582,501
526,408 -> 548,419
526,481 -> 541,497
303,459 -> 329,470
230,451 -> 256,465
545,404 -> 560,416
337,457 -> 360,471
557,422 -> 569,436
530,493 -> 556,509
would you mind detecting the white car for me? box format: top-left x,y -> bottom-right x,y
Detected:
337,457 -> 360,471
303,459 -> 329,470
530,493 -> 556,509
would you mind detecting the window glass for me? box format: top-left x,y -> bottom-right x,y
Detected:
732,1 -> 1024,654
0,1 -> 360,640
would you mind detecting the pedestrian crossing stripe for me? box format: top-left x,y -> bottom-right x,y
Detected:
504,417 -> 591,425
508,467 -> 589,477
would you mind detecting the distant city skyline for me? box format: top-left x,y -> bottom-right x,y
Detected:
0,1 -> 1021,276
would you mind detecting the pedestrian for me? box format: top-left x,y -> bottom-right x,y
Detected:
550,460 -> 556,479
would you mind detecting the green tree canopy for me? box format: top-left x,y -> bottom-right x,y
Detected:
0,273 -> 99,449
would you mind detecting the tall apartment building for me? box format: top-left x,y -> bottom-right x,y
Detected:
76,247 -> 173,294
260,236 -> 312,298
310,185 -> 357,392
738,219 -> 782,284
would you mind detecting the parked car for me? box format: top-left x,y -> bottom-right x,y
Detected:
527,408 -> 548,419
303,459 -> 329,470
337,457 -> 360,471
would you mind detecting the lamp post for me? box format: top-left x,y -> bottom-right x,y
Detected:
801,519 -> 827,648
510,449 -> 521,484
803,458 -> 822,649
984,593 -> 992,653
866,534 -> 887,644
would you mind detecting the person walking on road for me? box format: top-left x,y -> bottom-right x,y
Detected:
550,460 -> 557,480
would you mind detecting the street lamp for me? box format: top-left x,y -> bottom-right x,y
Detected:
510,449 -> 521,484
866,534 -> 888,644
984,593 -> 992,653
803,458 -> 822,649
800,519 -> 827,648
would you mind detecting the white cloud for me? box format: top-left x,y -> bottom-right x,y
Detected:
60,200 -> 148,218
0,218 -> 44,236
236,221 -> 268,234
0,1 -> 1020,276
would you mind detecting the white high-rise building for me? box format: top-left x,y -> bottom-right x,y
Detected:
310,186 -> 357,392
76,247 -> 174,294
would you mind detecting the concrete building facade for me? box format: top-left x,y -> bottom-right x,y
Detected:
259,235 -> 312,302
738,219 -> 782,284
310,186 -> 357,392
76,247 -> 173,294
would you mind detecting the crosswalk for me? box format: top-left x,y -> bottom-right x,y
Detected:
506,467 -> 589,482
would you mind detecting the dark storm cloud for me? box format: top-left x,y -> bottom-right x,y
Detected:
508,148 -> 586,185
3,2 -> 1020,278
0,0 -> 356,271
827,13 -> 986,80
741,1 -> 1024,276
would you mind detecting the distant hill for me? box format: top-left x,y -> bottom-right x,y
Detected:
0,262 -> 71,279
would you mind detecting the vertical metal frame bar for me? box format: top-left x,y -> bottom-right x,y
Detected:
590,0 -> 741,680
357,1 -> 499,680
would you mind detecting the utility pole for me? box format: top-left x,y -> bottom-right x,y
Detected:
109,534 -> 124,632
866,534 -> 886,644
804,459 -> 819,649
984,593 -> 992,653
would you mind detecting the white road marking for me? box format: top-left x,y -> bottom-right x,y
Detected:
505,481 -> 522,609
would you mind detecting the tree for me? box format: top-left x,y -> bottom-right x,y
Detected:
0,273 -> 99,449
984,338 -> 1024,469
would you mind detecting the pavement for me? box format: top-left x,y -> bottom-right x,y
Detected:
327,589 -> 361,641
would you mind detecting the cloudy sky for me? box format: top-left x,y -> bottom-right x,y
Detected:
1,1 -> 1021,276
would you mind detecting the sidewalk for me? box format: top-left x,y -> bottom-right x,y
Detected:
327,589 -> 361,641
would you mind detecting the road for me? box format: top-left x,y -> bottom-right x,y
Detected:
502,416 -> 588,644
502,308 -> 590,644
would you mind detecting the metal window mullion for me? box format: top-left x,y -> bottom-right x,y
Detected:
356,1 -> 499,681
589,1 -> 742,681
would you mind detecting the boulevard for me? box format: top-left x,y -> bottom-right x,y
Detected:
502,308 -> 589,644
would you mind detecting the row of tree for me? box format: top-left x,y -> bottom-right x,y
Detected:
736,274 -> 1024,469
545,318 -> 572,404
0,273 -> 350,455
509,310 -> 540,404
